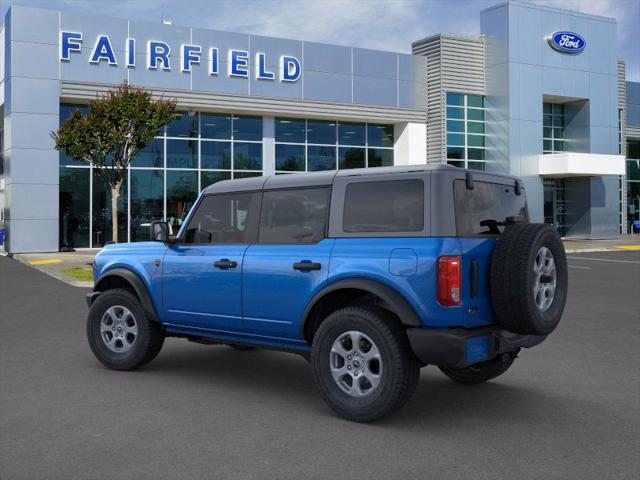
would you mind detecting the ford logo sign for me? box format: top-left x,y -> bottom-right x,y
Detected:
547,31 -> 586,54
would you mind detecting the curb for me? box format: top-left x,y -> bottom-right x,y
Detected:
11,254 -> 93,288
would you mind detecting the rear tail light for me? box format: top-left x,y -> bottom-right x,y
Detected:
438,256 -> 461,306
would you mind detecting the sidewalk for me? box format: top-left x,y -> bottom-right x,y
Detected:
7,235 -> 640,288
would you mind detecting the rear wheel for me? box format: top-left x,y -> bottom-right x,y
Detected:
87,288 -> 164,371
311,306 -> 420,422
438,352 -> 516,385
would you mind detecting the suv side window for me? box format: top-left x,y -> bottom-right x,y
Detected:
259,188 -> 329,244
454,180 -> 529,235
183,192 -> 260,244
343,179 -> 424,233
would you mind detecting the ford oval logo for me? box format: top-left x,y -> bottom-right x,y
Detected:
547,31 -> 586,54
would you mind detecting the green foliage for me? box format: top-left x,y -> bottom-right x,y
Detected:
51,83 -> 176,187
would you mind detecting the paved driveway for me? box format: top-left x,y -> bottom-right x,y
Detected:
1,251 -> 638,480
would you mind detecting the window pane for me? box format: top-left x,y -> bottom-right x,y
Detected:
543,140 -> 552,151
554,128 -> 564,139
468,148 -> 485,160
367,148 -> 394,168
454,180 -> 528,235
446,106 -> 464,119
307,145 -> 336,171
275,117 -> 306,143
233,142 -> 262,170
367,124 -> 394,147
130,169 -> 164,242
201,141 -> 231,169
59,151 -> 86,167
552,115 -> 563,127
339,147 -> 365,169
184,192 -> 260,244
167,111 -> 198,138
92,170 -> 127,246
554,140 -> 564,151
447,133 -> 465,146
467,95 -> 484,108
543,103 -> 552,114
626,160 -> 640,181
259,188 -> 329,243
446,92 -> 464,106
447,147 -> 464,159
543,127 -> 553,138
467,134 -> 485,147
467,122 -> 484,134
60,103 -> 89,123
233,115 -> 262,141
166,171 -> 198,234
307,120 -> 336,144
59,167 -> 90,248
447,160 -> 465,168
338,122 -> 366,146
343,180 -> 424,233
134,138 -> 163,168
467,108 -> 484,121
201,113 -> 231,139
201,171 -> 231,188
447,120 -> 464,133
552,103 -> 563,115
276,144 -> 305,171
467,161 -> 486,171
166,139 -> 197,169
234,171 -> 262,179
543,114 -> 553,126
628,140 -> 640,159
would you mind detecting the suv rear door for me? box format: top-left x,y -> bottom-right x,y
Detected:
161,192 -> 261,332
242,187 -> 334,341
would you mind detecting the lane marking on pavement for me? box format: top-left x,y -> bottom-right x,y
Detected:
568,265 -> 591,269
613,245 -> 640,251
29,259 -> 63,265
567,256 -> 640,265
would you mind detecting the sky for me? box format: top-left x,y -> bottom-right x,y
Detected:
0,0 -> 638,80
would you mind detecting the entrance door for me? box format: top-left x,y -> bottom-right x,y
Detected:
543,178 -> 568,236
162,192 -> 261,332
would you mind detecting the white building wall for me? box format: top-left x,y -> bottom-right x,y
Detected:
394,122 -> 427,165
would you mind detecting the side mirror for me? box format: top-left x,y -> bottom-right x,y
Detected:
150,221 -> 170,243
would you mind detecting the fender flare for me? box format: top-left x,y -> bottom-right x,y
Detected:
301,278 -> 422,337
93,268 -> 160,323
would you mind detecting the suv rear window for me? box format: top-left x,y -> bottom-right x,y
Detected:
343,179 -> 424,233
259,188 -> 329,243
454,180 -> 528,235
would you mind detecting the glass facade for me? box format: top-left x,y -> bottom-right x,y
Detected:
627,140 -> 640,231
445,92 -> 486,170
58,104 -> 263,248
543,103 -> 565,154
274,118 -> 394,173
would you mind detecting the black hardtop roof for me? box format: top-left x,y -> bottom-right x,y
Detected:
202,164 -> 520,195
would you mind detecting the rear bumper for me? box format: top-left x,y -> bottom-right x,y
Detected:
406,326 -> 546,368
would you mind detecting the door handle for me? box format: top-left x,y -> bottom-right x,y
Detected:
214,259 -> 238,269
293,261 -> 321,271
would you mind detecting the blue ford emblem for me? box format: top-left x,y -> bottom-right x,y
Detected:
547,31 -> 586,54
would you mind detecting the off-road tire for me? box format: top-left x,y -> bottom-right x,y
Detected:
490,223 -> 568,335
439,352 -> 516,384
311,306 -> 420,422
87,288 -> 164,371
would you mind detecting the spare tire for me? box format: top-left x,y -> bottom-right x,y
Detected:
490,223 -> 567,335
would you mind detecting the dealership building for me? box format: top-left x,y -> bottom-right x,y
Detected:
0,1 -> 639,252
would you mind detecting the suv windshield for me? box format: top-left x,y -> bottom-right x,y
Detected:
454,180 -> 528,235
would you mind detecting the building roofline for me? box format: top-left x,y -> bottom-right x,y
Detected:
412,33 -> 483,48
481,1 -> 616,24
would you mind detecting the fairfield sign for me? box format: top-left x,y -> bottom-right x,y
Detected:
59,31 -> 302,82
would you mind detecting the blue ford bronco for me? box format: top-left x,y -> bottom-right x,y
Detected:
87,165 -> 567,422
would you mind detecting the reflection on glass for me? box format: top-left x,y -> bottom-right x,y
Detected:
59,167 -> 90,248
446,121 -> 464,133
446,107 -> 464,119
276,144 -> 305,171
367,124 -> 394,147
307,145 -> 336,171
201,171 -> 231,188
275,118 -> 306,143
338,122 -> 366,146
167,139 -> 197,169
167,171 -> 198,234
130,169 -> 164,242
467,95 -> 484,108
339,147 -> 365,169
233,115 -> 262,141
447,133 -> 464,146
234,142 -> 262,170
446,93 -> 464,106
134,139 -> 163,168
92,169 -> 127,246
367,149 -> 393,167
201,113 -> 231,139
446,147 -> 464,160
201,141 -> 231,169
307,120 -> 336,145
167,111 -> 198,138
234,171 -> 263,179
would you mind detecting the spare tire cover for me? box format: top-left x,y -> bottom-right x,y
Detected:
490,223 -> 568,335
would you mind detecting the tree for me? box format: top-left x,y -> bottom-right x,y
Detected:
52,83 -> 176,243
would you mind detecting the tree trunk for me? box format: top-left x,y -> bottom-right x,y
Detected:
110,181 -> 123,243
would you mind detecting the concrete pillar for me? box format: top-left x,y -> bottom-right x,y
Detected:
394,122 -> 426,165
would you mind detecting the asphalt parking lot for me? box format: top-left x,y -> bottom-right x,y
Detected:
1,251 -> 639,480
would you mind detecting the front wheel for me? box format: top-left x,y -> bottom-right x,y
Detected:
87,288 -> 164,371
311,306 -> 420,422
438,352 -> 516,385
